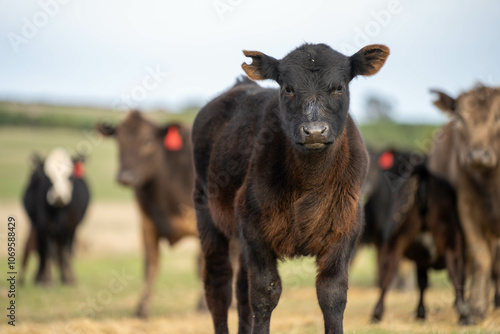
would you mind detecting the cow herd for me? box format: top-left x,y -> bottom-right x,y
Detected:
21,43 -> 500,333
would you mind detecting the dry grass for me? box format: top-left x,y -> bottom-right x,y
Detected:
1,201 -> 499,333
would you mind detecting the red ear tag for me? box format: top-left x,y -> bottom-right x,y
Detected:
73,161 -> 85,178
164,126 -> 183,151
378,151 -> 394,170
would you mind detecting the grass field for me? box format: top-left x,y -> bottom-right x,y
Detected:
2,201 -> 500,333
3,106 -> 499,333
1,197 -> 500,334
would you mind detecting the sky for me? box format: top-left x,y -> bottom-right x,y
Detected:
1,0 -> 499,123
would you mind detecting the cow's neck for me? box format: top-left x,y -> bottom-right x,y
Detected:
459,163 -> 500,223
286,128 -> 350,190
136,153 -> 174,216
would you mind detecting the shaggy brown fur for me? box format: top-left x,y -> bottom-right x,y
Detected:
428,85 -> 500,322
193,43 -> 389,334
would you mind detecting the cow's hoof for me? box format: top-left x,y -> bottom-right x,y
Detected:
135,308 -> 148,319
35,278 -> 52,287
61,277 -> 76,285
458,314 -> 475,326
371,311 -> 383,323
371,304 -> 384,323
416,307 -> 426,320
468,308 -> 487,324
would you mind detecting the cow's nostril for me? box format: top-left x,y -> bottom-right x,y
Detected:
303,126 -> 311,136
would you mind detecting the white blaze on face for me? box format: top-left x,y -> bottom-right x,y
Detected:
44,148 -> 73,206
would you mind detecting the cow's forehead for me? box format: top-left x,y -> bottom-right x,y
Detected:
457,87 -> 500,120
118,112 -> 156,135
279,44 -> 350,85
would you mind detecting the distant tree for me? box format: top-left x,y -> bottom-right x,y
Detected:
365,95 -> 393,122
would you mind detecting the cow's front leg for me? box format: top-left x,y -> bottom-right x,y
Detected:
136,212 -> 160,318
459,200 -> 491,321
316,240 -> 353,334
242,235 -> 281,334
58,242 -> 75,284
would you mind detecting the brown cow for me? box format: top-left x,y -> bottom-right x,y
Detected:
96,110 -> 198,318
192,44 -> 389,333
428,85 -> 500,322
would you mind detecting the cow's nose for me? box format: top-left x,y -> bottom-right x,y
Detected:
300,122 -> 330,146
466,149 -> 496,170
117,170 -> 135,186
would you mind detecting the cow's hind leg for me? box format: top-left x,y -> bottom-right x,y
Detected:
236,248 -> 251,334
415,266 -> 428,320
372,239 -> 408,322
198,208 -> 233,334
136,212 -> 160,318
19,227 -> 36,285
34,226 -> 52,285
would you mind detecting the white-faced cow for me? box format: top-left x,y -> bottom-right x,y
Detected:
22,148 -> 89,285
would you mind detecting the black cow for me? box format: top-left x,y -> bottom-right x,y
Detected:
371,163 -> 471,324
362,148 -> 420,291
192,43 -> 389,333
22,148 -> 90,285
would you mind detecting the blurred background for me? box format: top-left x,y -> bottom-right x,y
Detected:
1,1 -> 500,333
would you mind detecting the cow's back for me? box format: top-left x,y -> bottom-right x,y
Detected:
192,83 -> 277,237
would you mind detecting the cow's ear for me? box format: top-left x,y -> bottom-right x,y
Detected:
350,44 -> 390,78
430,89 -> 456,114
29,153 -> 42,170
160,124 -> 184,151
95,122 -> 116,136
242,50 -> 280,81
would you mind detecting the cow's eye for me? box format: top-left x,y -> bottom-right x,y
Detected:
283,86 -> 295,97
332,85 -> 343,96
